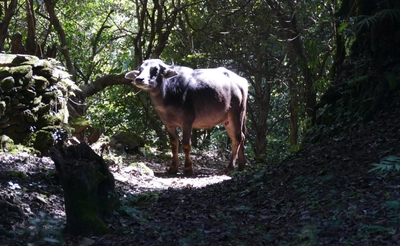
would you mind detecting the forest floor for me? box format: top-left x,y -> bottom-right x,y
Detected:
1,103 -> 400,245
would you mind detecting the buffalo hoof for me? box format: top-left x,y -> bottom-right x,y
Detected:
166,166 -> 179,175
183,167 -> 194,176
223,167 -> 235,175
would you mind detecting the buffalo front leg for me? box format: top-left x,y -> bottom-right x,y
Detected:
182,123 -> 194,176
166,126 -> 180,174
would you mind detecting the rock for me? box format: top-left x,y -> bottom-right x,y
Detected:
0,54 -> 78,155
0,76 -> 14,91
32,75 -> 49,91
128,162 -> 154,176
0,135 -> 14,151
110,131 -> 145,155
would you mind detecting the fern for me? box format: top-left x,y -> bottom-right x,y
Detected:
369,155 -> 400,173
355,15 -> 378,33
354,9 -> 400,33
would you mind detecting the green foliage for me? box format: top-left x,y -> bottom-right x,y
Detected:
86,85 -> 159,145
22,212 -> 64,246
4,0 -> 344,162
118,193 -> 159,226
355,9 -> 400,33
369,155 -> 400,174
179,229 -> 205,246
298,222 -> 319,246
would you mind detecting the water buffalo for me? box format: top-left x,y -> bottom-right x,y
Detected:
125,59 -> 248,175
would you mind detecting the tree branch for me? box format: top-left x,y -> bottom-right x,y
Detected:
78,73 -> 133,99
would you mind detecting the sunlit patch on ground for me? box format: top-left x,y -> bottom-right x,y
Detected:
110,149 -> 234,193
113,166 -> 231,191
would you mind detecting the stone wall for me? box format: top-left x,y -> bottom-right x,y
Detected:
0,54 -> 80,155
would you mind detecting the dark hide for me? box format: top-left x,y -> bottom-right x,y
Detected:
125,59 -> 248,175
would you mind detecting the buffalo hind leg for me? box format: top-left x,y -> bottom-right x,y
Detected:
166,126 -> 180,174
182,123 -> 194,176
237,123 -> 246,171
224,113 -> 246,173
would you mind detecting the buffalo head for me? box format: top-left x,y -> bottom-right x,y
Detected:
125,59 -> 178,91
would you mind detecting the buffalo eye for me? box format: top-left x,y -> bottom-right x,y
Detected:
136,66 -> 143,72
150,67 -> 158,77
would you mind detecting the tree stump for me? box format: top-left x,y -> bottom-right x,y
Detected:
49,143 -> 119,236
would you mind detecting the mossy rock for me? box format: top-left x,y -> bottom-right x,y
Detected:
32,95 -> 42,105
12,54 -> 40,66
30,126 -> 71,156
30,129 -> 54,155
129,162 -> 154,176
70,116 -> 90,133
0,66 -> 11,78
0,135 -> 14,151
33,75 -> 50,91
0,101 -> 5,117
9,65 -> 32,77
6,170 -> 27,179
32,102 -> 50,114
0,76 -> 15,91
23,110 -> 37,123
33,66 -> 52,78
110,131 -> 145,151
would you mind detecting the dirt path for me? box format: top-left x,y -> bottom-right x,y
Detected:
1,107 -> 400,245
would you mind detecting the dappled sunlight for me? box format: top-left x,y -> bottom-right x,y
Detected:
111,150 -> 234,192
113,168 -> 231,191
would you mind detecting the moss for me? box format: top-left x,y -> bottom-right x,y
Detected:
33,75 -> 49,91
9,65 -> 32,77
23,110 -> 37,123
0,66 -> 11,78
70,116 -> 90,133
8,145 -> 39,155
42,114 -> 62,125
29,125 -> 73,155
30,129 -> 53,154
70,116 -> 90,126
129,162 -> 154,176
32,102 -> 49,114
54,146 -> 118,236
40,104 -> 69,125
0,135 -> 14,151
65,197 -> 110,236
6,170 -> 27,179
33,95 -> 42,105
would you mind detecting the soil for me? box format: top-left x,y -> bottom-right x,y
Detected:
1,104 -> 400,245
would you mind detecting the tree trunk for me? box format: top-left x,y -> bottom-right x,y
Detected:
25,0 -> 37,55
0,0 -> 18,51
49,143 -> 119,236
265,0 -> 316,119
247,69 -> 271,158
43,0 -> 75,79
288,75 -> 299,146
287,23 -> 300,146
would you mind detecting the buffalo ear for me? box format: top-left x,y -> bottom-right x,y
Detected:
125,70 -> 140,80
163,67 -> 178,78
